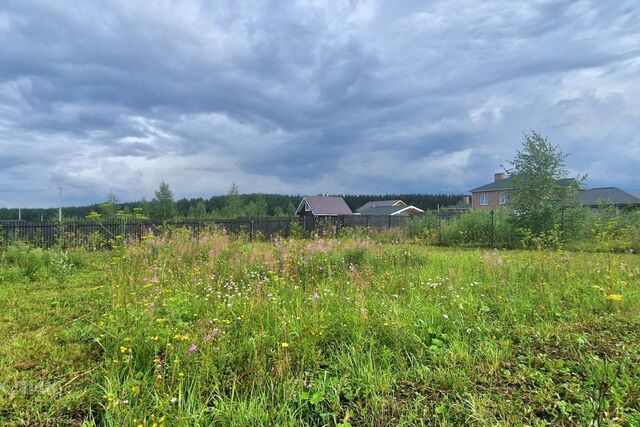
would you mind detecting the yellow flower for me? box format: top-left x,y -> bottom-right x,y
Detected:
281,342 -> 289,348
173,334 -> 190,341
606,294 -> 623,302
120,346 -> 128,354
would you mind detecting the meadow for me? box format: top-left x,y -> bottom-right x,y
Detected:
1,229 -> 639,426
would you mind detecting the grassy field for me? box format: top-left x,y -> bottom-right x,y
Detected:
1,230 -> 639,426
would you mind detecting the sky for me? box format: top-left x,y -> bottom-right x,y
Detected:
1,0 -> 639,207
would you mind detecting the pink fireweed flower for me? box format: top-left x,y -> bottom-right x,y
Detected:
187,344 -> 199,355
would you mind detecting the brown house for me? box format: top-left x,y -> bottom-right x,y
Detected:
295,196 -> 353,217
469,173 -> 578,210
469,173 -> 512,210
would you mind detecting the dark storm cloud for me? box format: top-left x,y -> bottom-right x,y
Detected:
0,0 -> 639,207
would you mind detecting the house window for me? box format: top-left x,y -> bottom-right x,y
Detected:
499,192 -> 508,205
480,193 -> 488,206
304,203 -> 311,212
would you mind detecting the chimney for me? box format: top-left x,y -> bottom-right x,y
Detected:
462,195 -> 471,205
494,172 -> 505,182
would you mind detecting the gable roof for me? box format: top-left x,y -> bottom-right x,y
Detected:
470,176 -> 576,193
356,200 -> 405,212
357,205 -> 424,216
576,187 -> 640,206
296,196 -> 353,216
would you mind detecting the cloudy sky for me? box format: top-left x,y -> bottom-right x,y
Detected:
1,0 -> 639,207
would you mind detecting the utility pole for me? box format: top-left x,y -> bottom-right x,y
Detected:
58,186 -> 62,223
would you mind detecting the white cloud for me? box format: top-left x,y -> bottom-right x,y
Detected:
0,0 -> 639,206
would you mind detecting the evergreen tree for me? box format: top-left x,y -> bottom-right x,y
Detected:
152,181 -> 177,221
224,183 -> 241,218
99,191 -> 118,219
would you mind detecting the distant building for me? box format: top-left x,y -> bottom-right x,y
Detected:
469,172 -> 640,210
469,173 -> 577,210
356,200 -> 424,216
356,200 -> 406,211
576,187 -> 640,208
295,196 -> 353,217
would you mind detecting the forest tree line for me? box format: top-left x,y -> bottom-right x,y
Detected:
0,182 -> 463,222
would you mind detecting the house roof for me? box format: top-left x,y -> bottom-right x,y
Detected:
357,205 -> 424,216
296,196 -> 353,216
576,187 -> 640,206
470,176 -> 576,193
356,200 -> 405,212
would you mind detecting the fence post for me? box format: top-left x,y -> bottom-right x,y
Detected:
388,215 -> 391,229
560,208 -> 565,242
438,214 -> 442,246
490,210 -> 495,248
250,220 -> 255,242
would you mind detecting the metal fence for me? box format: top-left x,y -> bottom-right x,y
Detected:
0,215 -> 413,249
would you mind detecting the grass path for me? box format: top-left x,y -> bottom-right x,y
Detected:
0,249 -> 106,425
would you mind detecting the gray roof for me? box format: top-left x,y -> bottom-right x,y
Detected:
356,200 -> 404,212
470,176 -> 576,193
577,187 -> 640,206
297,196 -> 353,216
358,205 -> 424,216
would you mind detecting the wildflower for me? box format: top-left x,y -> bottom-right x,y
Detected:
173,334 -> 190,341
203,327 -> 221,342
120,346 -> 128,354
606,294 -> 623,302
170,397 -> 178,403
281,342 -> 289,348
187,344 -> 199,355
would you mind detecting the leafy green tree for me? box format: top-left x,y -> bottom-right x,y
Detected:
285,201 -> 297,217
245,195 -> 268,217
152,181 -> 177,221
224,183 -> 242,218
505,131 -> 583,235
99,191 -> 118,219
188,201 -> 208,219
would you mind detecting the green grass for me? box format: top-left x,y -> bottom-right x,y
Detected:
1,232 -> 639,426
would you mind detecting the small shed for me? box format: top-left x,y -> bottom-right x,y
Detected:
357,203 -> 424,216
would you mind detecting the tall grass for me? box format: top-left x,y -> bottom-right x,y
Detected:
405,206 -> 640,252
1,230 -> 639,425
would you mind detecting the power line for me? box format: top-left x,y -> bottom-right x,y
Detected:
0,187 -> 59,193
